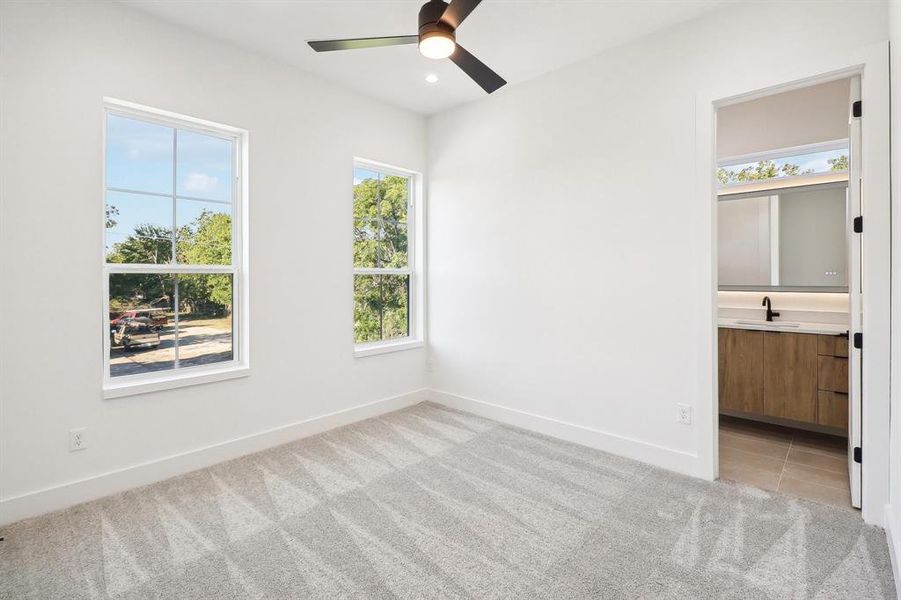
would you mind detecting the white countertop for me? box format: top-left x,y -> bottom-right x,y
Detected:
718,318 -> 848,335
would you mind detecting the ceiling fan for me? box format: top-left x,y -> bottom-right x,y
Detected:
307,0 -> 506,94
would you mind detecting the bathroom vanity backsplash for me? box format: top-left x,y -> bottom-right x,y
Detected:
718,291 -> 848,325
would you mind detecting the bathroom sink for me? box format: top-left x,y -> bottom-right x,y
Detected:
735,319 -> 801,328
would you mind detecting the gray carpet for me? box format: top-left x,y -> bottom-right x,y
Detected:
0,402 -> 894,599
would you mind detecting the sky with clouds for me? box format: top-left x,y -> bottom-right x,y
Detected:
105,114 -> 233,253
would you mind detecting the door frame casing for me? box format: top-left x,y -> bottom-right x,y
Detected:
695,42 -> 890,526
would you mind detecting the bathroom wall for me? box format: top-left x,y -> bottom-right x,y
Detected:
717,77 -> 851,158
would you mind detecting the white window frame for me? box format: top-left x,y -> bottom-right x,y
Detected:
352,158 -> 424,357
101,98 -> 250,398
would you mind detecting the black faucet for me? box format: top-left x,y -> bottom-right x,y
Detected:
762,296 -> 780,322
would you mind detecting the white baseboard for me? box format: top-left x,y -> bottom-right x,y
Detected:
0,388 -> 427,527
884,504 -> 901,599
426,389 -> 700,477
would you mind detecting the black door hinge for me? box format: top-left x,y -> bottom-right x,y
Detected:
853,446 -> 862,463
854,332 -> 863,349
853,101 -> 862,118
853,216 -> 863,233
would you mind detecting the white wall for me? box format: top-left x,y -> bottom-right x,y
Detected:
887,0 -> 901,581
427,1 -> 886,479
717,77 -> 851,158
0,1 -> 427,523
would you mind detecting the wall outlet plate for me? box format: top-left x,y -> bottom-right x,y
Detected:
69,428 -> 88,452
677,404 -> 692,425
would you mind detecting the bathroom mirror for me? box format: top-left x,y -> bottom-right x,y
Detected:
717,182 -> 848,292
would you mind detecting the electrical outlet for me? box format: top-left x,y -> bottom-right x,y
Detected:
69,428 -> 88,452
677,404 -> 692,425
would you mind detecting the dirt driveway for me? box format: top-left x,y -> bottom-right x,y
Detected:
110,317 -> 232,377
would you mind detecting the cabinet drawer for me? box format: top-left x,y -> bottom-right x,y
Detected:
817,334 -> 849,357
817,391 -> 848,429
818,356 -> 848,393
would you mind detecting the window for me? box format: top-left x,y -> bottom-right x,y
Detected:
353,160 -> 422,355
103,100 -> 247,396
717,141 -> 849,187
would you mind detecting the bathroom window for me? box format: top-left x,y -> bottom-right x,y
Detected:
717,141 -> 849,187
103,100 -> 248,397
353,160 -> 422,356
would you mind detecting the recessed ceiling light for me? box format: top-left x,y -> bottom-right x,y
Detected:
425,73 -> 439,84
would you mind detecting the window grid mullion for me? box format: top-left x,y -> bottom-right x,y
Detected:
353,268 -> 411,276
104,265 -> 235,274
171,128 -> 179,367
376,174 -> 383,271
173,275 -> 180,368
106,187 -> 233,206
171,128 -> 178,266
378,274 -> 384,341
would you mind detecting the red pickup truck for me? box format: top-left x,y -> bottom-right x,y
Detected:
110,308 -> 167,330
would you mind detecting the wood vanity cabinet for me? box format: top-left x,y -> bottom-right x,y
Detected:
718,328 -> 764,414
718,328 -> 849,431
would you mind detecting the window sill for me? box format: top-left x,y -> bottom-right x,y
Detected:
354,339 -> 424,358
103,364 -> 250,399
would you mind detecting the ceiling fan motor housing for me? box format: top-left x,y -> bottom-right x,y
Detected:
419,0 -> 456,44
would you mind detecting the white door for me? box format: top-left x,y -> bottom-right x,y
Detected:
847,76 -> 862,509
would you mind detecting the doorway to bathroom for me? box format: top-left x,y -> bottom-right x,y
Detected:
698,44 -> 891,525
715,76 -> 859,509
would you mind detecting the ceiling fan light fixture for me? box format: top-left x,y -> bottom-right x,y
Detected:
419,30 -> 455,59
308,0 -> 507,94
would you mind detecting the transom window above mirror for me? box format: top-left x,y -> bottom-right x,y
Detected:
717,140 -> 849,188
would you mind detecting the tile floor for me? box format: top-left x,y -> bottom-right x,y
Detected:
719,415 -> 852,509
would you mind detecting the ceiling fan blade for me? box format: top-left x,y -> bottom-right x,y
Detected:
440,0 -> 482,29
450,44 -> 506,94
307,35 -> 418,52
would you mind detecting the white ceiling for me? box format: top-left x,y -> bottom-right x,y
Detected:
121,0 -> 730,115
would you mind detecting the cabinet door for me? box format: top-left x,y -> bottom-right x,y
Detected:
718,328 -> 764,414
763,332 -> 818,422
